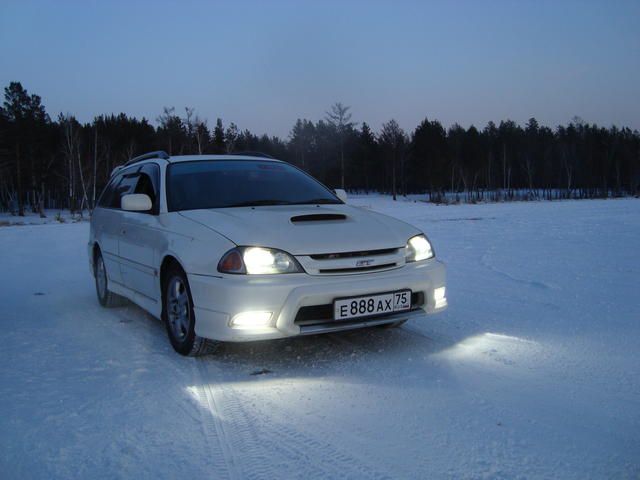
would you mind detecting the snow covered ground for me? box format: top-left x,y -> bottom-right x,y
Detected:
1,196 -> 639,479
0,209 -> 89,226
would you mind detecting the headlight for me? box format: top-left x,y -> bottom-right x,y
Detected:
405,234 -> 434,262
218,247 -> 303,274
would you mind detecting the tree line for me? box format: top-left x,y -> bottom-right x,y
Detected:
1,81 -> 638,215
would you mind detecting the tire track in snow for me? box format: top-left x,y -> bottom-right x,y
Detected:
190,359 -> 242,480
246,387 -> 393,480
224,383 -> 392,480
98,305 -> 237,476
480,247 -> 558,290
193,357 -> 392,479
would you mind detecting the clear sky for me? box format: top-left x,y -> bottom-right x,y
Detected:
1,0 -> 638,137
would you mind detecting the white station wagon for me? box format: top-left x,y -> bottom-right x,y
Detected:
89,152 -> 447,355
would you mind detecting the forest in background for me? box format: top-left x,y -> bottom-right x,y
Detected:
1,81 -> 638,215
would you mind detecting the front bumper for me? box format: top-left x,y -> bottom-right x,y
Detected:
188,259 -> 447,342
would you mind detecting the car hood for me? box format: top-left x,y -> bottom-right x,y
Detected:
179,204 -> 421,255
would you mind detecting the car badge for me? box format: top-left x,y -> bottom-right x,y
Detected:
356,259 -> 374,267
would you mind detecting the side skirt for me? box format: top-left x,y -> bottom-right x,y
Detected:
108,279 -> 162,320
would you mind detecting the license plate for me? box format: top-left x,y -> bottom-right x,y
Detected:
334,290 -> 411,321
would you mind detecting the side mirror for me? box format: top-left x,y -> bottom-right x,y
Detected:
121,194 -> 152,212
334,189 -> 348,203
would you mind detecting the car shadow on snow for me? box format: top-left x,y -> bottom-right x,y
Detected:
110,297 -> 476,387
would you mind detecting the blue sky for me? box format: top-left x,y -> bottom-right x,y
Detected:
1,0 -> 638,137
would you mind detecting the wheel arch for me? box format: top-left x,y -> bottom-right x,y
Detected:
160,253 -> 217,356
91,242 -> 102,275
159,254 -> 187,292
92,242 -> 101,258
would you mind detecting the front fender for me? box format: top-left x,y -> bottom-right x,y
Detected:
157,213 -> 236,277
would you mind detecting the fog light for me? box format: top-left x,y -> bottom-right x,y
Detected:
434,287 -> 447,308
230,311 -> 273,329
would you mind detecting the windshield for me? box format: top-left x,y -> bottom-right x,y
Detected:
166,160 -> 342,211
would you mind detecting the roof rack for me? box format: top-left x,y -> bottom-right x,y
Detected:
123,150 -> 170,168
228,151 -> 274,159
110,151 -> 170,177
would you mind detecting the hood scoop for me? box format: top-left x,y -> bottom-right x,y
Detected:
290,213 -> 347,223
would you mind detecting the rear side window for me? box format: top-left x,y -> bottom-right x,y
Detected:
97,173 -> 124,208
98,166 -> 140,209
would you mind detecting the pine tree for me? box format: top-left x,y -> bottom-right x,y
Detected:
213,118 -> 226,153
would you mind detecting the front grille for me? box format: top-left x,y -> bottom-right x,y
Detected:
295,291 -> 425,326
310,247 -> 399,260
298,246 -> 404,276
318,263 -> 397,274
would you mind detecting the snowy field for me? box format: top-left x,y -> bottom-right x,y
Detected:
0,210 -> 89,226
1,196 -> 639,479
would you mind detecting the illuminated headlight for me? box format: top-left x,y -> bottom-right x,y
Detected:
405,234 -> 434,262
218,247 -> 303,274
230,311 -> 273,329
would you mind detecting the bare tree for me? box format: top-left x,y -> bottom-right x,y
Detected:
379,119 -> 406,201
194,117 -> 209,155
60,114 -> 78,212
92,125 -> 97,209
180,108 -> 213,155
77,146 -> 90,215
183,107 -> 195,153
15,143 -> 24,215
325,102 -> 355,189
157,106 -> 177,154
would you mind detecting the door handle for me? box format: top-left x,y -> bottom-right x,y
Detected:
121,229 -> 126,236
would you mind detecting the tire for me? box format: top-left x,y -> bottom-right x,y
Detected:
378,319 -> 408,329
94,250 -> 126,308
162,264 -> 217,356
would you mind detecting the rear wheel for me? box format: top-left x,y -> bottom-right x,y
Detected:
94,250 -> 126,308
162,265 -> 217,356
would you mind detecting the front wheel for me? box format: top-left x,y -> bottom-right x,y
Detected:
163,265 -> 217,356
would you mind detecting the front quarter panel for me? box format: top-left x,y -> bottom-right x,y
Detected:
158,213 -> 236,276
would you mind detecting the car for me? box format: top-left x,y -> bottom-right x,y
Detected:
88,151 -> 447,356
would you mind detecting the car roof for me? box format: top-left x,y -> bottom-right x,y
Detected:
111,153 -> 284,177
110,154 -> 283,177
166,155 -> 283,163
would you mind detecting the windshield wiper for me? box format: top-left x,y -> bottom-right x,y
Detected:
296,198 -> 342,205
224,199 -> 293,207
